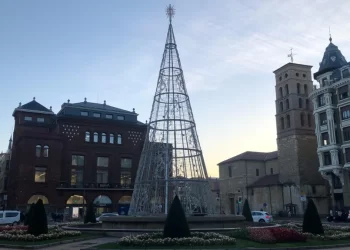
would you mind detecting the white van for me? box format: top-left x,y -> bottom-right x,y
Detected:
0,211 -> 21,225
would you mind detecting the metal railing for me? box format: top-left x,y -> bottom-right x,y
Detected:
56,181 -> 133,189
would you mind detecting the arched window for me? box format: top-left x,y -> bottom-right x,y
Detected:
117,134 -> 122,145
66,195 -> 86,205
28,195 -> 49,205
285,84 -> 289,95
280,102 -> 284,112
93,195 -> 112,207
306,99 -> 309,110
109,134 -> 114,144
299,98 -> 302,108
308,114 -> 312,127
85,132 -> 90,142
36,145 -> 41,158
297,83 -> 300,94
301,113 -> 305,126
304,84 -> 308,94
279,87 -> 283,98
43,145 -> 49,157
287,115 -> 290,128
286,99 -> 290,109
281,117 -> 285,129
101,133 -> 106,143
94,132 -> 98,143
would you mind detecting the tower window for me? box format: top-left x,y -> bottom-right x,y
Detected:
338,85 -> 349,100
300,113 -> 305,126
296,72 -> 299,77
80,111 -> 88,116
279,76 -> 282,81
286,99 -> 290,109
346,148 -> 350,163
341,105 -> 350,120
318,94 -> 325,107
297,83 -> 300,94
307,114 -> 312,127
304,84 -> 308,95
343,126 -> 350,141
279,87 -> 283,98
320,112 -> 327,125
321,133 -> 329,146
324,152 -> 332,165
303,73 -> 306,78
285,73 -> 288,78
228,166 -> 232,177
285,84 -> 289,95
270,168 -> 273,174
299,98 -> 302,108
343,69 -> 350,78
280,102 -> 284,112
286,115 -> 290,128
306,99 -> 309,109
281,117 -> 285,130
322,78 -> 327,87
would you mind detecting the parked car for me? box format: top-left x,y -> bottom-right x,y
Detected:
0,210 -> 21,225
251,211 -> 273,223
96,212 -> 119,222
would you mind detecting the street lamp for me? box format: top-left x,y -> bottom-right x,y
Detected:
216,192 -> 221,214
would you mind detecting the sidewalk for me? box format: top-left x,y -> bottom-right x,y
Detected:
0,237 -> 117,250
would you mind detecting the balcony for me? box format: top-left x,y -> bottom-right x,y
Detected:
56,182 -> 134,191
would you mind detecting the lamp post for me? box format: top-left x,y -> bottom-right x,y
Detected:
216,192 -> 221,214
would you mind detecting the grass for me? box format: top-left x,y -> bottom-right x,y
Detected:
0,234 -> 90,246
95,238 -> 350,249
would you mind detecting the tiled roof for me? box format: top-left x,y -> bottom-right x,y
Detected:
69,101 -> 136,115
14,100 -> 53,114
247,174 -> 281,188
218,151 -> 278,165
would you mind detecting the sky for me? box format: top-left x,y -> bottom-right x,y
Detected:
1,0 -> 350,177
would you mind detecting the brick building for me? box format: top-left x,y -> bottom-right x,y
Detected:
7,98 -> 147,218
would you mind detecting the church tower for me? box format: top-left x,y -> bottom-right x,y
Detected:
273,62 -> 328,215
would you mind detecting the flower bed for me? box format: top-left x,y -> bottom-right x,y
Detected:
0,227 -> 81,242
120,232 -> 236,247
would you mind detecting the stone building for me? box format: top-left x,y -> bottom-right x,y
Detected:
309,37 -> 350,211
218,63 -> 329,216
0,139 -> 11,209
7,98 -> 147,217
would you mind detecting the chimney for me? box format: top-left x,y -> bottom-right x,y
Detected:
84,98 -> 87,103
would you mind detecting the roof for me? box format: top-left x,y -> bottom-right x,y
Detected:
314,40 -> 348,78
67,101 -> 136,115
247,174 -> 281,188
273,62 -> 312,74
13,99 -> 54,115
218,151 -> 278,165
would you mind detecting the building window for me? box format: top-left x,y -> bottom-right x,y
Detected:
117,134 -> 122,144
303,73 -> 306,78
93,132 -> 98,143
85,132 -> 90,142
270,168 -> 273,175
80,111 -> 88,116
324,152 -> 332,165
281,117 -> 285,130
297,83 -> 300,94
37,117 -> 44,123
322,78 -> 328,87
106,114 -> 113,119
72,155 -> 85,166
343,69 -> 350,78
97,157 -> 109,167
300,113 -> 305,126
318,94 -> 325,107
34,167 -> 46,183
343,127 -> 350,141
285,73 -> 288,78
286,99 -> 290,109
101,133 -> 107,143
341,105 -> 350,120
321,133 -> 329,146
306,99 -> 309,109
345,148 -> 350,163
121,158 -> 132,168
71,169 -> 83,186
339,85 -> 349,100
228,166 -> 232,177
299,98 -> 302,108
97,170 -> 108,184
256,169 -> 259,177
24,116 -> 32,121
36,145 -> 41,157
117,115 -> 125,121
120,171 -> 131,186
93,113 -> 101,118
279,87 -> 283,98
286,115 -> 290,128
43,145 -> 49,157
110,134 -> 114,144
307,114 -> 312,127
312,186 -> 316,194
296,72 -> 299,77
280,102 -> 284,112
339,151 -> 343,164
285,84 -> 289,95
304,84 -> 308,95
319,112 -> 327,125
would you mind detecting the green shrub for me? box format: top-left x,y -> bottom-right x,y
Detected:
163,195 -> 191,238
302,198 -> 324,235
24,203 -> 35,226
242,199 -> 253,222
28,199 -> 48,236
230,228 -> 249,239
84,202 -> 96,224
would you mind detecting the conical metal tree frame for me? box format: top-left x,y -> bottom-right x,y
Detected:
129,7 -> 216,216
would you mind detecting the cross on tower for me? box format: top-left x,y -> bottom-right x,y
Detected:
166,4 -> 175,23
288,48 -> 296,63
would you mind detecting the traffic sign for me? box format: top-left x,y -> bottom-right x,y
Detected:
300,196 -> 307,202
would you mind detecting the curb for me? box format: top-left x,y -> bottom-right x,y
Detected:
0,236 -> 99,249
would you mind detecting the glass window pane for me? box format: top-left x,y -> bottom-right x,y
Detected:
36,145 -> 41,157
121,158 -> 132,168
81,111 -> 88,116
93,113 -> 101,118
35,167 -> 46,183
97,170 -> 108,183
120,171 -> 131,186
106,114 -> 113,119
72,155 -> 85,166
43,146 -> 49,157
24,116 -> 32,121
97,157 -> 109,167
94,133 -> 98,143
102,133 -> 106,143
117,134 -> 122,145
85,132 -> 90,142
110,134 -> 114,144
37,118 -> 44,123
